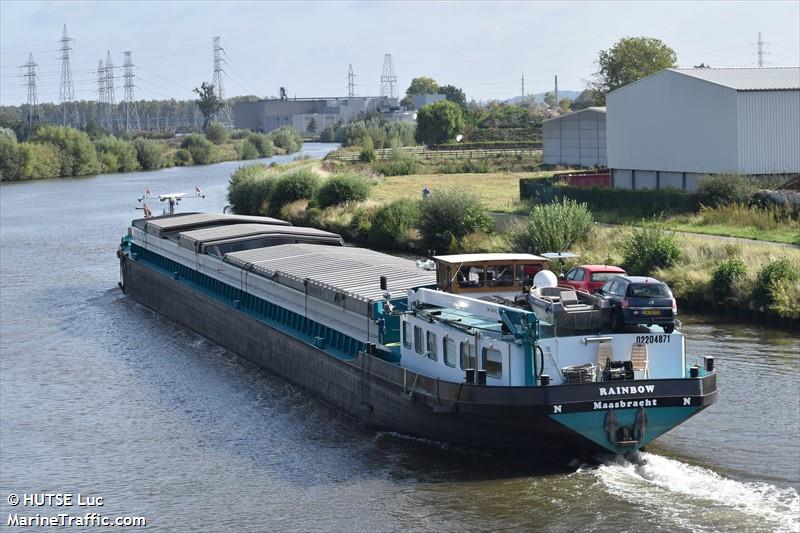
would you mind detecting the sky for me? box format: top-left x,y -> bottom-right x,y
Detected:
1,0 -> 799,106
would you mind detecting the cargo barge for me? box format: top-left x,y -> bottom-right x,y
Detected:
118,212 -> 717,455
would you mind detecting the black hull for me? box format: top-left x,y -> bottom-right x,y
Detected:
120,257 -> 717,454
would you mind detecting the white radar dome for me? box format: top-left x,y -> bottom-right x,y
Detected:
533,270 -> 558,288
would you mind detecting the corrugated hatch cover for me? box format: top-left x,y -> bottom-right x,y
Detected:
225,244 -> 436,316
140,213 -> 290,238
177,224 -> 343,252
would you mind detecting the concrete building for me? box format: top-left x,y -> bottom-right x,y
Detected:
233,96 -> 399,135
542,107 -> 606,167
412,93 -> 445,109
607,67 -> 800,191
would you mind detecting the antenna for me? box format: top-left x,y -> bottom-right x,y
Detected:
348,64 -> 356,97
58,25 -> 78,127
97,60 -> 107,129
756,31 -> 768,67
21,53 -> 38,129
521,72 -> 525,101
105,51 -> 117,132
122,52 -> 141,133
380,54 -> 397,99
212,36 -> 234,128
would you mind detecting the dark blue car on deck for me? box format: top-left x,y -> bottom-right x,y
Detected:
597,275 -> 677,333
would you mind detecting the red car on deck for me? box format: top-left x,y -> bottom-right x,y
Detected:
560,264 -> 627,293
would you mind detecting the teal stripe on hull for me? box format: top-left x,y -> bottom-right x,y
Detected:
551,406 -> 700,454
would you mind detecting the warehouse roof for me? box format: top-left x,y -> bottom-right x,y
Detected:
670,67 -> 800,91
543,107 -> 606,123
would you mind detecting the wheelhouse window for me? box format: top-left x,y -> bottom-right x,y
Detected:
426,331 -> 438,361
443,337 -> 456,368
414,325 -> 424,354
457,266 -> 483,289
460,341 -> 476,370
402,321 -> 412,349
486,264 -> 514,287
482,348 -> 503,379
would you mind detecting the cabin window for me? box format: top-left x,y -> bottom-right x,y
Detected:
402,321 -> 412,349
487,264 -> 514,287
414,326 -> 424,354
426,331 -> 438,361
517,264 -> 542,285
482,348 -> 503,379
457,266 -> 483,289
443,338 -> 456,367
460,341 -> 476,370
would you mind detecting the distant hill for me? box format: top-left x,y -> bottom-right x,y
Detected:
505,90 -> 582,105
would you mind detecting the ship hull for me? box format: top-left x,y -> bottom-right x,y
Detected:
121,256 -> 716,455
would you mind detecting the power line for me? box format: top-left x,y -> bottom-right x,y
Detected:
379,53 -> 397,99
756,31 -> 769,67
122,51 -> 141,133
58,24 -> 78,127
211,36 -> 233,128
21,53 -> 39,128
348,64 -> 356,97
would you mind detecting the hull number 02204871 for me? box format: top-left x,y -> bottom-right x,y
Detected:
635,334 -> 671,344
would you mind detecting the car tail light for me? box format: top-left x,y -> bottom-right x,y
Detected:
671,298 -> 677,313
621,298 -> 630,309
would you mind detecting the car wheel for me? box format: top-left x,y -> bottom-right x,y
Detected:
664,324 -> 675,334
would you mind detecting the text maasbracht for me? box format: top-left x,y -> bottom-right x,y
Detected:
593,398 -> 658,410
598,384 -> 655,396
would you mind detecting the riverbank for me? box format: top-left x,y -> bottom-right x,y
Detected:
0,124 -> 304,181
228,160 -> 800,328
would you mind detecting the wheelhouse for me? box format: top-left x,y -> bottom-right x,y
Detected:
433,253 -> 549,296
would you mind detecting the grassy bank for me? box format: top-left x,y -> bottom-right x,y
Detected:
227,160 -> 800,325
0,124 -> 303,181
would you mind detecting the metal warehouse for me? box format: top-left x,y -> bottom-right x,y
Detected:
607,67 -> 800,191
542,107 -> 606,167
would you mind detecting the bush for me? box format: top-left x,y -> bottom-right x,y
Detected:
204,122 -> 229,145
0,127 -> 17,143
711,258 -> 747,302
753,257 -> 799,309
695,174 -> 754,208
319,124 -> 336,142
94,136 -> 139,172
230,129 -> 250,140
512,198 -> 593,254
173,149 -> 192,166
368,199 -> 421,250
180,133 -> 216,165
34,125 -> 101,177
267,169 -> 320,216
374,151 -> 418,176
437,159 -> 490,174
419,187 -> 493,253
359,139 -> 377,163
523,184 -> 696,217
270,126 -> 302,153
132,138 -> 164,170
0,136 -> 23,180
245,133 -> 273,158
237,139 -> 260,160
415,100 -> 465,145
621,223 -> 681,276
228,164 -> 273,215
316,173 -> 373,208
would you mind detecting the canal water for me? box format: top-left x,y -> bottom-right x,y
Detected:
1,144 -> 798,532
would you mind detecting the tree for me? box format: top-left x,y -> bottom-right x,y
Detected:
591,36 -> 677,104
544,91 -> 557,107
694,62 -> 711,68
559,99 -> 571,113
570,89 -> 595,110
437,84 -> 467,108
307,117 -> 317,134
406,76 -> 439,97
415,100 -> 465,146
194,82 -> 221,128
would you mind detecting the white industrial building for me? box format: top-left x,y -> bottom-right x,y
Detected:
542,107 -> 606,167
607,67 -> 800,191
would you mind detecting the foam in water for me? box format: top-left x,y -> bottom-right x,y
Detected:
581,452 -> 800,532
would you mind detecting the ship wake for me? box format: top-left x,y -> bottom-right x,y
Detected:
580,452 -> 799,532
